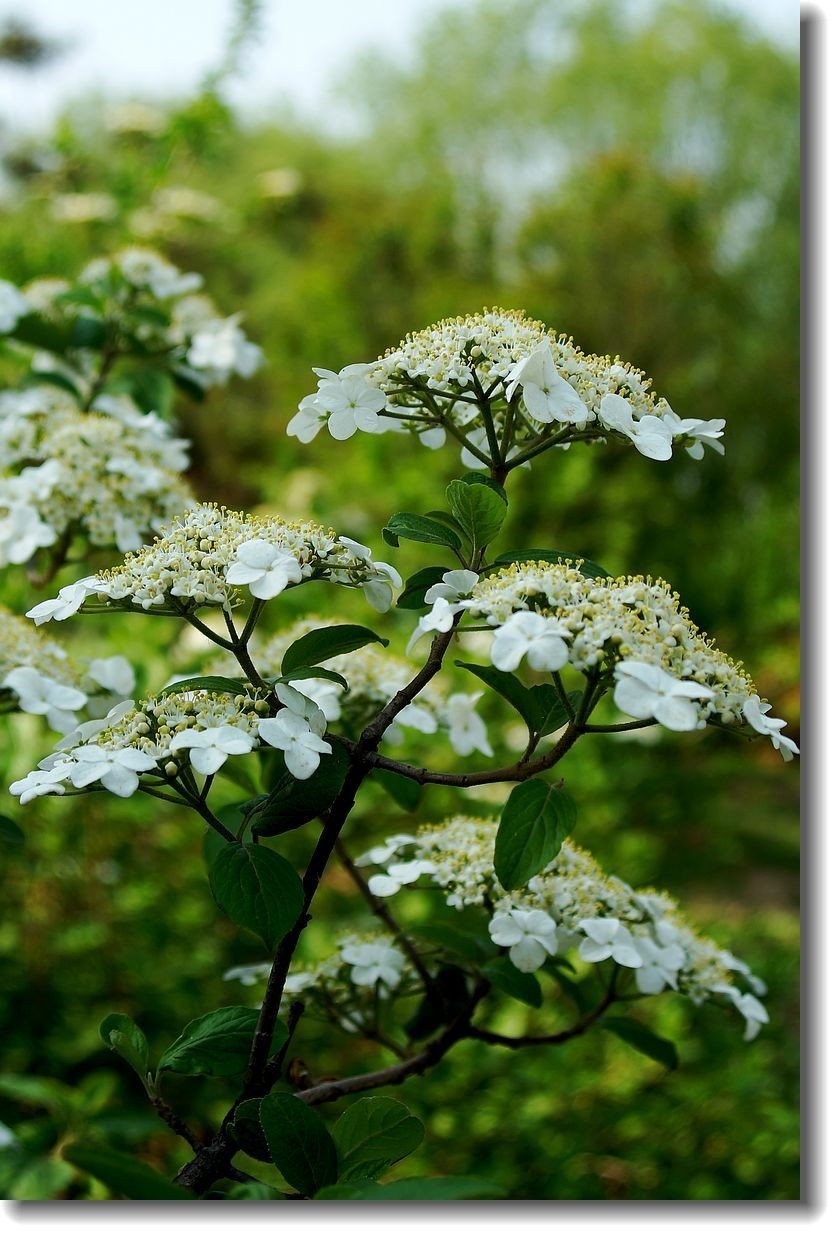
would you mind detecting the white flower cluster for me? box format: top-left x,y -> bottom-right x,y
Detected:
0,388 -> 192,566
209,616 -> 492,757
26,505 -> 401,624
413,562 -> 797,757
289,310 -> 724,466
9,676 -> 335,804
1,604 -> 135,733
359,817 -> 769,1041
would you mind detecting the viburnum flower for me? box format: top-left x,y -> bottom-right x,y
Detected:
506,339 -> 590,426
424,569 -> 479,605
1,667 -> 87,732
444,692 -> 493,757
169,725 -> 256,775
185,315 -> 263,384
490,611 -> 570,672
633,936 -> 686,994
0,280 -> 29,332
613,661 -> 714,731
26,578 -> 101,626
577,918 -> 643,968
339,940 -> 405,989
225,539 -> 304,599
599,393 -> 674,461
288,365 -> 388,441
336,537 -> 402,612
66,745 -> 159,797
742,695 -> 799,761
367,858 -> 436,898
727,990 -> 770,1042
86,656 -> 136,698
0,501 -> 57,566
406,596 -> 466,653
489,908 -> 559,972
9,763 -> 73,805
661,409 -> 726,459
258,684 -> 331,779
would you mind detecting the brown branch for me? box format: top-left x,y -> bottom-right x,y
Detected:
465,987 -> 617,1049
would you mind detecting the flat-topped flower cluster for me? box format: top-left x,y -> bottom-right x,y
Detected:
358,817 -> 768,1041
26,504 -> 401,623
0,387 -> 192,566
289,309 -> 724,466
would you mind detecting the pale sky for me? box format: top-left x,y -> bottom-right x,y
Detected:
0,0 -> 799,135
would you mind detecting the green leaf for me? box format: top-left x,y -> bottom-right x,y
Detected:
480,956 -> 543,1008
397,566 -> 448,609
26,370 -> 80,398
491,549 -> 611,579
383,512 -> 462,551
99,1015 -> 150,1084
125,367 -> 175,416
253,742 -> 350,836
455,661 -> 543,732
158,1007 -> 287,1078
69,315 -> 108,349
159,675 -> 248,697
281,624 -> 387,675
9,312 -> 73,352
231,1097 -> 272,1162
446,478 -> 507,549
209,842 -> 304,949
278,665 -> 349,690
0,1073 -> 76,1114
406,965 -> 470,1040
62,1144 -> 190,1200
494,780 -> 577,890
259,1092 -> 338,1197
334,1096 -> 424,1182
0,815 -> 24,845
410,921 -> 495,965
459,471 -> 509,503
372,768 -> 422,811
602,1017 -> 679,1070
529,683 -> 574,735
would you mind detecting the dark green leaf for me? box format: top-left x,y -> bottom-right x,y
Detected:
159,675 -> 248,697
555,970 -> 600,1013
172,366 -> 207,402
69,315 -> 107,349
99,1015 -> 150,1083
25,370 -> 80,398
9,313 -> 73,352
602,1017 -> 679,1070
277,665 -> 349,690
372,768 -> 422,811
480,956 -> 543,1008
253,742 -> 350,836
491,549 -> 611,579
410,921 -> 495,965
334,1097 -> 424,1181
397,566 -> 448,609
209,842 -> 304,949
455,661 -> 543,732
406,965 -> 470,1040
494,780 -> 577,890
529,683 -> 573,735
0,815 -> 24,846
62,1144 -> 190,1200
281,624 -> 387,675
383,512 -> 462,550
158,1007 -> 286,1078
125,367 -> 175,416
259,1092 -> 338,1197
231,1097 -> 272,1162
446,479 -> 507,548
459,471 -> 509,503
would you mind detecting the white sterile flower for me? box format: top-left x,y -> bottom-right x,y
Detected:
306,365 -> 388,441
287,394 -> 326,443
367,858 -> 436,898
86,656 -> 136,697
26,577 -> 100,625
613,660 -> 714,732
67,745 -> 159,797
742,695 -> 799,761
406,596 -> 466,654
424,569 -> 479,604
506,339 -> 590,426
169,725 -> 256,775
578,918 -> 643,968
2,667 -> 87,732
340,940 -> 405,989
0,502 -> 57,565
418,424 -> 446,449
337,537 -> 402,612
445,692 -> 493,757
225,539 -> 304,599
725,988 -> 770,1042
490,611 -> 569,673
633,936 -> 686,994
53,700 -> 135,751
186,315 -> 263,382
288,676 -> 343,722
599,393 -> 673,461
9,762 -> 72,804
358,834 -> 414,865
0,280 -> 29,332
258,709 -> 331,780
223,963 -> 272,987
489,909 -> 558,973
389,701 -> 438,736
661,410 -> 726,460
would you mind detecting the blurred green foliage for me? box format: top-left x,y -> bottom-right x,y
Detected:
0,0 -> 798,1201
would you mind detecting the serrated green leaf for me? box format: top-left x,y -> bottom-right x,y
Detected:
158,1007 -> 286,1078
383,512 -> 462,551
397,566 -> 448,609
334,1096 -> 424,1181
281,624 -> 387,675
455,661 -> 543,731
62,1144 -> 190,1200
253,742 -> 350,836
99,1015 -> 150,1083
209,842 -> 304,948
259,1093 -> 338,1197
446,479 -> 507,549
480,956 -> 543,1007
602,1017 -> 679,1070
494,780 -> 577,890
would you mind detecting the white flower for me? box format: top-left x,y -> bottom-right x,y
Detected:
367,858 -> 436,898
723,987 -> 770,1042
53,699 -> 135,751
490,611 -> 569,673
2,666 -> 87,732
223,963 -> 272,987
599,393 -> 673,461
67,745 -> 159,797
742,695 -> 799,761
26,577 -> 100,625
186,315 -> 262,382
225,539 -> 304,599
339,940 -> 405,989
258,701 -> 331,780
169,724 -> 255,775
661,410 -> 726,459
288,676 -> 343,722
9,762 -> 72,804
336,536 -> 402,612
613,661 -> 714,731
0,280 -> 29,332
357,834 -> 414,866
506,340 -> 590,426
0,502 -> 57,565
86,656 -> 136,697
633,936 -> 686,994
287,394 -> 325,443
418,424 -> 446,449
406,595 -> 468,654
489,908 -> 558,972
445,692 -> 492,757
292,365 -> 388,441
578,918 -> 643,968
424,569 -> 479,605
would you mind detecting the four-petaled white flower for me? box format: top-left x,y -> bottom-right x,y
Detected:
489,908 -> 559,973
340,940 -> 405,989
288,676 -> 343,722
26,576 -> 100,625
406,596 -> 466,654
186,315 -> 263,383
599,393 -> 673,461
358,834 -> 414,866
258,684 -> 332,779
289,364 -> 388,442
490,611 -> 569,673
223,962 -> 272,987
613,660 -> 713,731
169,725 -> 255,775
67,745 -> 159,797
506,340 -> 590,426
742,695 -> 799,761
9,762 -> 73,804
662,409 -> 726,460
578,918 -> 643,968
0,502 -> 58,566
86,656 -> 136,697
633,935 -> 686,994
2,667 -> 87,732
225,539 -> 303,599
445,691 -> 492,757
713,986 -> 770,1042
367,858 -> 436,898
337,537 -> 402,612
424,569 -> 479,605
